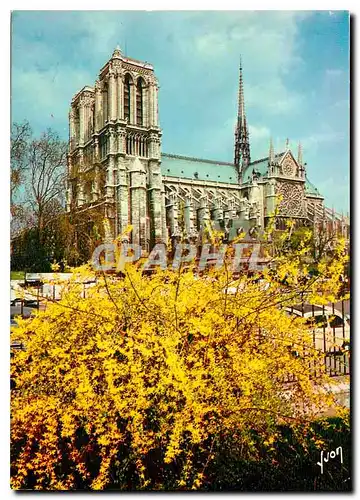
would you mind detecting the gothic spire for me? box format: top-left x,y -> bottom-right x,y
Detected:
297,141 -> 303,165
234,57 -> 251,181
269,137 -> 275,164
238,56 -> 246,128
112,45 -> 122,58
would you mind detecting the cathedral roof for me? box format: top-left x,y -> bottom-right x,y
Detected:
161,153 -> 238,184
242,152 -> 285,182
305,176 -> 322,197
161,152 -> 322,197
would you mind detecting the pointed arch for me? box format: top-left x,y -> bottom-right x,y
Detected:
136,77 -> 144,126
124,73 -> 132,123
102,82 -> 109,125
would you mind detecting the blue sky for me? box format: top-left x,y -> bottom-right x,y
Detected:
11,10 -> 349,213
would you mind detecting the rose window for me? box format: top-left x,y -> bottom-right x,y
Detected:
276,182 -> 304,216
282,159 -> 296,177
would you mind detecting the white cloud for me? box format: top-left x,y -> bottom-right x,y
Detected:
72,12 -> 125,59
249,124 -> 270,142
301,131 -> 344,151
326,68 -> 344,77
12,64 -> 94,134
12,11 -> 311,132
247,79 -> 303,114
315,176 -> 350,212
333,99 -> 350,109
194,32 -> 227,57
187,11 -> 311,116
11,12 -> 125,133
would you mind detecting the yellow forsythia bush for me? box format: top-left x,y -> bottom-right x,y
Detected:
11,237 -> 348,490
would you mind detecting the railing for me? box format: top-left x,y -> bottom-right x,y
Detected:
11,283 -> 351,381
10,281 -> 94,350
281,298 -> 350,381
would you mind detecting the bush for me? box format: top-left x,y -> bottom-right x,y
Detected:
11,233 -> 349,490
203,416 -> 351,491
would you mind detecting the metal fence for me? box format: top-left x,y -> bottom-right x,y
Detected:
11,284 -> 350,380
281,298 -> 350,381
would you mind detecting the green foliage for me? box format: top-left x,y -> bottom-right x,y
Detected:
202,416 -> 351,491
10,271 -> 25,280
11,210 -> 103,272
11,228 -> 52,272
11,217 -> 350,491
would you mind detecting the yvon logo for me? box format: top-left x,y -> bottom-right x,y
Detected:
317,447 -> 343,474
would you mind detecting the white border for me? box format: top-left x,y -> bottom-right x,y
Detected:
1,4 -> 356,498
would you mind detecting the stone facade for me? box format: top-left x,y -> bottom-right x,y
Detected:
67,47 -> 164,251
66,48 -> 349,251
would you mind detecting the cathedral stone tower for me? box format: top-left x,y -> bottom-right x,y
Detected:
66,46 -> 165,251
66,49 -> 334,257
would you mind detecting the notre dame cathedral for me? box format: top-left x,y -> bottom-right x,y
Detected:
66,47 -> 347,251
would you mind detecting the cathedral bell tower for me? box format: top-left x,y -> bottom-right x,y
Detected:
234,58 -> 251,183
67,46 -> 165,253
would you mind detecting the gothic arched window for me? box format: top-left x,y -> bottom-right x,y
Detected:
102,82 -> 108,125
74,107 -> 80,144
71,181 -> 78,207
124,74 -> 131,122
136,77 -> 144,126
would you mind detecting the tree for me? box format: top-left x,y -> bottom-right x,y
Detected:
11,227 -> 349,490
27,129 -> 67,245
11,121 -> 32,206
61,208 -> 106,268
10,125 -> 69,270
10,207 -> 105,272
10,123 -> 104,270
11,121 -> 32,238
